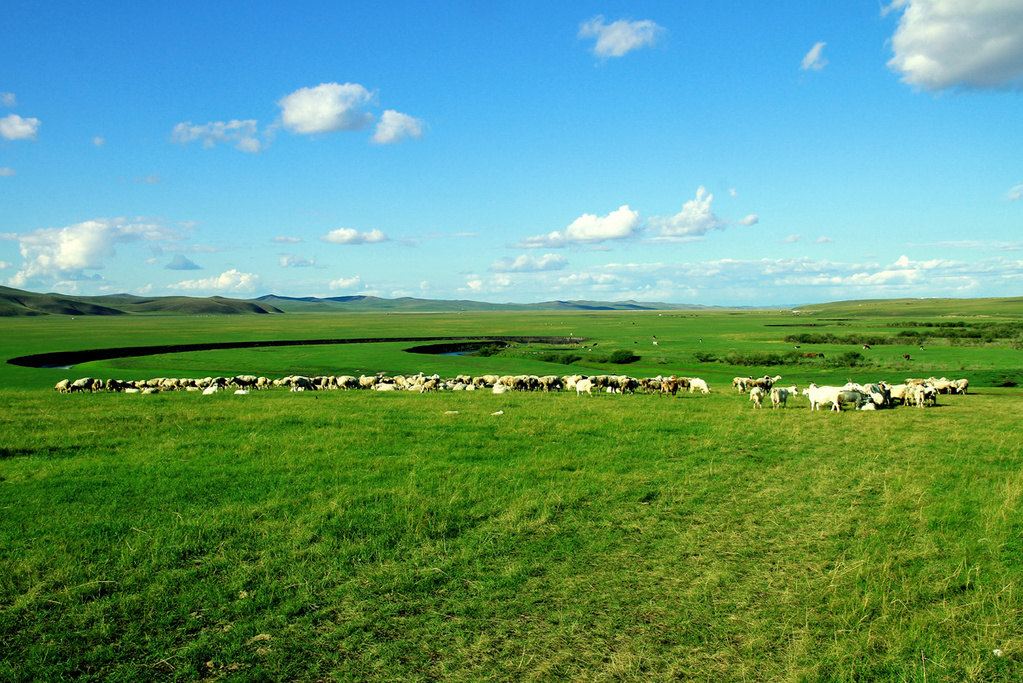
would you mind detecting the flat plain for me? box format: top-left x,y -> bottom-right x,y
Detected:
1,301 -> 1022,680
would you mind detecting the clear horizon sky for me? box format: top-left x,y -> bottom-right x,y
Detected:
1,1 -> 1021,305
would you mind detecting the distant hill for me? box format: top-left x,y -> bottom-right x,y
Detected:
11,285 -> 1015,318
254,294 -> 711,313
797,297 -> 1023,318
0,286 -> 718,316
0,286 -> 283,316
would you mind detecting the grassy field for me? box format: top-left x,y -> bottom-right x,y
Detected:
2,303 -> 1022,680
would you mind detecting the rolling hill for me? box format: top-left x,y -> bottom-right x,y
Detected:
253,294 -> 713,313
0,287 -> 283,316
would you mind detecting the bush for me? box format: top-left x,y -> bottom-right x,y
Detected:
607,350 -> 640,364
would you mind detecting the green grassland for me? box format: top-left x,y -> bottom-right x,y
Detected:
2,301 -> 1023,680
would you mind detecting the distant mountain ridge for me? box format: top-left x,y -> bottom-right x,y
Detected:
0,285 -> 711,316
0,286 -> 283,316
252,294 -> 711,313
2,285 -> 1020,317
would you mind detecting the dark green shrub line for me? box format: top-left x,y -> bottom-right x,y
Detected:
696,350 -> 866,368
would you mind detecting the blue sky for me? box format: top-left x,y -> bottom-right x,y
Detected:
1,1 -> 1021,305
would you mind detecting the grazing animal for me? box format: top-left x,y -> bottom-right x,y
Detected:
770,385 -> 798,409
802,384 -> 865,412
687,378 -> 710,394
749,386 -> 765,408
575,378 -> 594,395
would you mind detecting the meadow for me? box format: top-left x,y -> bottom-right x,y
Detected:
1,303 -> 1022,680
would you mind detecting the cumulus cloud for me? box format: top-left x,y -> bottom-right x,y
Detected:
372,110 -> 424,144
329,275 -> 361,290
0,167 -> 14,177
739,214 -> 759,226
886,0 -> 1023,90
321,228 -> 388,245
0,260 -> 11,269
579,16 -> 665,58
1,92 -> 15,107
279,254 -> 315,268
171,119 -> 262,152
557,272 -> 623,287
784,234 -> 801,243
278,82 -> 374,135
272,235 -> 303,243
801,41 -> 828,71
1008,183 -> 1023,201
0,114 -> 40,140
650,187 -> 724,240
171,269 -> 260,293
816,236 -> 834,244
521,205 -> 640,248
490,253 -> 567,273
165,254 -> 201,270
6,218 -> 181,287
92,136 -> 105,147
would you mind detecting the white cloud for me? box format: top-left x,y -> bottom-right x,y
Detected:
0,167 -> 14,177
557,272 -> 623,287
728,188 -> 738,198
579,16 -> 665,58
165,254 -> 201,270
272,235 -> 303,243
784,234 -> 801,243
490,253 -> 567,273
521,205 -> 640,248
372,110 -> 424,144
171,269 -> 260,293
596,255 -> 1022,302
465,277 -> 483,292
279,254 -> 315,268
329,275 -> 362,290
650,187 -> 724,239
321,228 -> 388,244
278,82 -> 374,135
739,214 -> 759,227
0,114 -> 40,140
886,0 -> 1023,90
92,136 -> 105,147
1008,183 -> 1023,201
0,260 -> 11,269
1,92 -> 16,107
7,218 -> 180,287
801,41 -> 828,71
816,236 -> 834,244
172,120 -> 261,152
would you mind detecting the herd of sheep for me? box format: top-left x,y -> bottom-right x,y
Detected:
52,372 -> 968,411
737,374 -> 969,411
52,373 -> 711,396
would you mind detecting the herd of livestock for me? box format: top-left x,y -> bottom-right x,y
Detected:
52,372 -> 968,411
